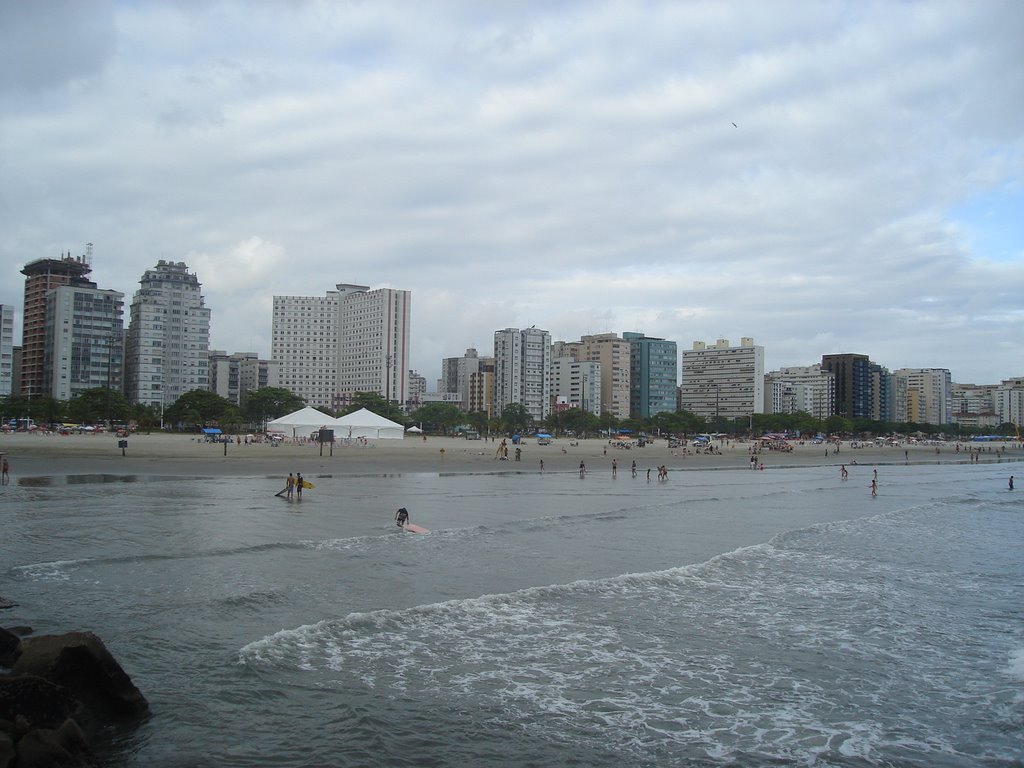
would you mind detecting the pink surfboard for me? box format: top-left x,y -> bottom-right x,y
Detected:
403,523 -> 430,534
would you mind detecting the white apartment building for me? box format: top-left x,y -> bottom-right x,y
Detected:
208,351 -> 280,406
336,284 -> 410,410
0,305 -> 13,397
272,283 -> 410,411
408,370 -> 427,408
271,292 -> 339,409
44,285 -> 124,401
951,383 -> 999,429
550,357 -> 602,416
893,368 -> 952,425
494,327 -> 551,423
764,364 -> 835,420
995,377 -> 1024,429
681,337 -> 765,422
124,261 -> 211,409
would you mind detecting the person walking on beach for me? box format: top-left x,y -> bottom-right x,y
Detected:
540,459 -> 544,473
870,478 -> 877,497
295,472 -> 304,500
612,459 -> 617,478
579,461 -> 586,478
631,460 -> 637,478
840,465 -> 848,480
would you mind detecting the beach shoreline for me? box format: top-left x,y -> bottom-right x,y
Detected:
1,431 -> 1020,479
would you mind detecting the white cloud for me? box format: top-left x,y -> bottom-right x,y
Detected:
1,0 -> 1022,386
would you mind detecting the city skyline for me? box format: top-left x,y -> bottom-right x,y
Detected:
2,2 -> 1022,386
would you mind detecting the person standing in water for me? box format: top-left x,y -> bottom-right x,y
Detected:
1010,475 -> 1015,491
395,507 -> 410,527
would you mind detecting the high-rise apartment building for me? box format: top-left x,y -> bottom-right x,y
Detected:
208,351 -> 280,406
271,283 -> 410,411
271,291 -> 340,409
764,364 -> 835,420
408,370 -> 427,409
467,356 -> 495,417
494,327 -> 551,423
20,252 -> 93,396
550,357 -> 601,416
124,260 -> 212,409
995,377 -> 1024,429
439,348 -> 481,411
821,354 -> 872,419
681,338 -> 765,422
623,332 -> 677,419
893,368 -> 952,425
577,333 -> 631,419
0,305 -> 14,397
951,383 -> 999,429
44,285 -> 124,401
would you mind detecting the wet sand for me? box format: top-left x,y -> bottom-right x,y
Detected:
1,431 -> 1019,478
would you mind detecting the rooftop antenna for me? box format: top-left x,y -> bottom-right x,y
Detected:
84,242 -> 93,266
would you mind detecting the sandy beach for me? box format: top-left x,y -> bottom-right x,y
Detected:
1,430 -> 1020,478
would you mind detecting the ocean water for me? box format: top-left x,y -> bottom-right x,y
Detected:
2,462 -> 1022,767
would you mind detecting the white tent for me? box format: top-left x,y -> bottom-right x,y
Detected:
266,407 -> 336,437
334,408 -> 405,440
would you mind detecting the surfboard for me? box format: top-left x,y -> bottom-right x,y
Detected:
403,523 -> 430,534
299,479 -> 315,489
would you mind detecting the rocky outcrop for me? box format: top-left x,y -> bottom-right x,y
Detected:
0,629 -> 147,768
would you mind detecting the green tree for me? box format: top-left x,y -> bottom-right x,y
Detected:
500,403 -> 532,435
345,392 -> 391,418
411,402 -> 463,434
67,387 -> 131,425
243,387 -> 305,429
164,389 -> 233,429
467,410 -> 490,436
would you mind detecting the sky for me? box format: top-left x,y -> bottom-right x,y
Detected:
2,0 -> 1022,387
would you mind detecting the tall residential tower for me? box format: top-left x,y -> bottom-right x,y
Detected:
124,260 -> 212,409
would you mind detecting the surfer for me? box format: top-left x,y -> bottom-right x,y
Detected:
286,472 -> 295,499
1010,475 -> 1014,491
295,472 -> 304,500
395,507 -> 410,527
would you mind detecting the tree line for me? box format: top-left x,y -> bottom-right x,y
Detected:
1,386 -> 1014,440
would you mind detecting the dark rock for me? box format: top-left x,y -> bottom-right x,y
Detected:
0,676 -> 76,731
0,730 -> 14,768
15,718 -> 96,768
0,629 -> 20,668
12,632 -> 149,735
5,629 -> 32,638
0,598 -> 17,610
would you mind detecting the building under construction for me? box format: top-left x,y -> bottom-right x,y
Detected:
20,251 -> 94,397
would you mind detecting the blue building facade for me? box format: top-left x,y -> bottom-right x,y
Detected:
624,332 -> 678,419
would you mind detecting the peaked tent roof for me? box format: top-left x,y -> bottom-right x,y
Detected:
266,407 -> 336,433
334,408 -> 404,439
334,408 -> 403,429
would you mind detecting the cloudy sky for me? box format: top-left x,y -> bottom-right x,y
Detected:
2,0 -> 1022,387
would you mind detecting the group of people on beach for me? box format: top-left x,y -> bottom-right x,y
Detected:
279,472 -> 304,500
